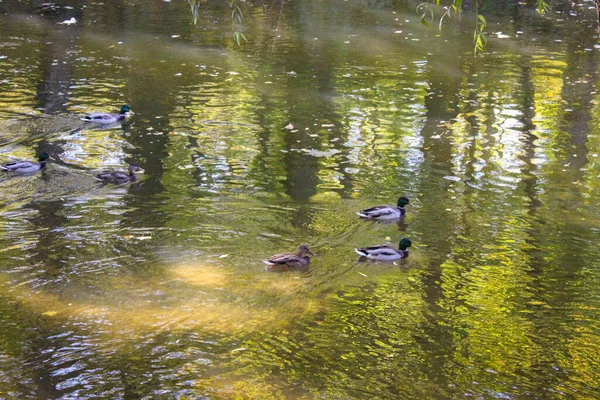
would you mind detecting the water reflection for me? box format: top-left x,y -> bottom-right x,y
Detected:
0,0 -> 599,398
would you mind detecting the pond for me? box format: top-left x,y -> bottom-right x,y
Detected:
0,0 -> 599,398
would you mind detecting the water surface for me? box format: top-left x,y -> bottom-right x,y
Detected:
0,0 -> 599,398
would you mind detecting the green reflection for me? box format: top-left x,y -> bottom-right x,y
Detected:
0,0 -> 599,398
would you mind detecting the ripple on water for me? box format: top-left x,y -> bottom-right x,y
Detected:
0,2 -> 599,398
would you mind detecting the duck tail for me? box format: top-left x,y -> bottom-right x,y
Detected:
262,260 -> 275,265
0,165 -> 7,171
356,211 -> 369,218
354,248 -> 369,257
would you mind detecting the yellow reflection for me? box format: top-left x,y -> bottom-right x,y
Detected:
170,263 -> 229,287
309,191 -> 342,203
193,375 -> 285,400
0,260 -> 321,337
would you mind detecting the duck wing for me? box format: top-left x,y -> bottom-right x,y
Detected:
266,251 -> 312,266
263,252 -> 299,265
82,113 -> 117,124
357,205 -> 396,218
95,170 -> 131,184
355,244 -> 399,258
1,161 -> 40,173
2,160 -> 31,169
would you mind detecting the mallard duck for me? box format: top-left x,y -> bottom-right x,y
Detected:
81,105 -> 133,124
1,152 -> 49,174
357,196 -> 409,220
263,245 -> 315,271
355,237 -> 412,261
95,163 -> 144,184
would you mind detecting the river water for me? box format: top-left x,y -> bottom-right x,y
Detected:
0,0 -> 599,398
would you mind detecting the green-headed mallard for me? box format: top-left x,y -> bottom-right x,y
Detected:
1,152 -> 49,174
95,163 -> 144,184
355,237 -> 412,261
357,196 -> 409,220
82,105 -> 133,124
263,245 -> 315,271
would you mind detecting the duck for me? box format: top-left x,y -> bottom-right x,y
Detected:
263,245 -> 315,271
95,163 -> 144,184
1,152 -> 49,174
81,105 -> 133,124
355,237 -> 412,261
357,196 -> 409,220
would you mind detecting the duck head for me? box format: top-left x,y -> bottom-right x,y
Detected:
396,196 -> 410,208
120,105 -> 131,115
297,245 -> 315,257
38,152 -> 50,162
128,163 -> 145,173
398,237 -> 412,250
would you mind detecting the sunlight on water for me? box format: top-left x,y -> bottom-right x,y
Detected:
0,0 -> 599,398
0,258 -> 320,337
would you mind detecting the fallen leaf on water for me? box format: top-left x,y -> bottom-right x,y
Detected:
59,18 -> 77,25
231,347 -> 247,353
42,311 -> 58,317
